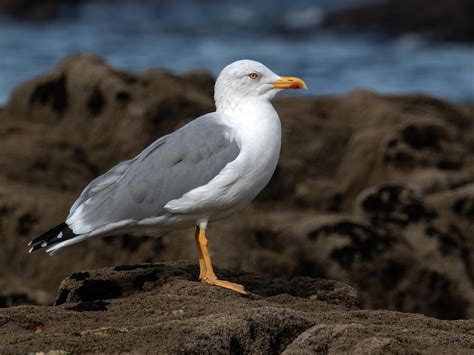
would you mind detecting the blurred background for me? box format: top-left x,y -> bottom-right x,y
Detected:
0,0 -> 473,321
0,0 -> 473,104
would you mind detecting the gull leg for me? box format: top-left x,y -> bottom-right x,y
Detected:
194,226 -> 206,280
194,226 -> 246,294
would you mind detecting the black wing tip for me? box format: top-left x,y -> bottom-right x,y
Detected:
29,222 -> 67,245
28,222 -> 76,253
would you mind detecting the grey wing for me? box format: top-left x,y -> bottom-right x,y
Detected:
68,159 -> 135,213
66,113 -> 240,234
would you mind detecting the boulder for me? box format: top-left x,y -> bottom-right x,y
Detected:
0,263 -> 472,353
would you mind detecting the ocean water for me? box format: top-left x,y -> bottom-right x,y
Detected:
0,0 -> 473,105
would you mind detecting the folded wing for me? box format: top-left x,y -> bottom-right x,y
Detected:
66,113 -> 240,235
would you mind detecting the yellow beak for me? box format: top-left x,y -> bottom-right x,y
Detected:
272,76 -> 307,90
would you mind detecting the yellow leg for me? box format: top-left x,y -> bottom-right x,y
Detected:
194,227 -> 206,280
194,226 -> 246,294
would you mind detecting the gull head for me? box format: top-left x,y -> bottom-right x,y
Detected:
214,59 -> 306,111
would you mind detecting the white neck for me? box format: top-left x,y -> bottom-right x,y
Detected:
216,96 -> 278,125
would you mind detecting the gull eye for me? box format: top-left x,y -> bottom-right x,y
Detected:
248,73 -> 258,80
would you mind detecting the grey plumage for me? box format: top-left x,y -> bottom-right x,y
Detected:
66,113 -> 240,235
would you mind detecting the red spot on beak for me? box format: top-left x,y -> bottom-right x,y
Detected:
290,83 -> 301,89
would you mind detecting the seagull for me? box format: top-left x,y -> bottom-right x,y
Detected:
28,59 -> 307,294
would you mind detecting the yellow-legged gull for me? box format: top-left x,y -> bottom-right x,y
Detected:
29,59 -> 307,294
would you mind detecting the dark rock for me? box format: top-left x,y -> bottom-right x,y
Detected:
401,124 -> 442,151
322,0 -> 474,43
113,264 -> 159,272
309,221 -> 395,269
69,271 -> 90,281
55,288 -> 70,305
0,292 -> 34,308
102,235 -> 146,253
0,0 -> 83,21
358,184 -> 436,226
16,212 -> 38,236
408,270 -> 469,320
66,300 -> 109,312
382,121 -> 464,171
115,90 -> 131,103
453,196 -> 474,219
86,86 -> 106,116
74,279 -> 122,302
0,55 -> 473,323
0,289 -> 52,308
29,74 -> 68,118
0,263 -> 472,353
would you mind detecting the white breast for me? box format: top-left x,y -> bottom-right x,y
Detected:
164,98 -> 281,221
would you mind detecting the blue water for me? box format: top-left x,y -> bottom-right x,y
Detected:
0,0 -> 473,105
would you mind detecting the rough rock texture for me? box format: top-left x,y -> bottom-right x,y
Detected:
0,54 -> 473,322
0,263 -> 473,353
322,0 -> 474,43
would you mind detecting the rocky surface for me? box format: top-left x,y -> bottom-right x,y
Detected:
322,0 -> 474,43
0,262 -> 473,353
0,54 -> 473,324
